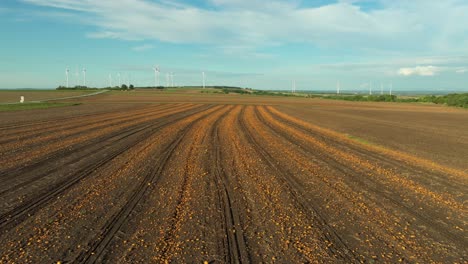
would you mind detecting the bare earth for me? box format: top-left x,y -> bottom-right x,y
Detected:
0,90 -> 466,263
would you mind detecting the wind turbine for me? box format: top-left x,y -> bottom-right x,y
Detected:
369,81 -> 372,95
170,72 -> 174,87
82,68 -> 86,87
152,65 -> 160,87
202,71 -> 206,89
166,73 -> 170,87
390,82 -> 393,95
380,82 -> 383,95
109,74 -> 113,87
65,67 -> 69,88
75,67 -> 79,87
337,81 -> 341,94
292,80 -> 296,94
117,73 -> 121,87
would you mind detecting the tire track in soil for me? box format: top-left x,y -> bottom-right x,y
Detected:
75,105 -> 225,264
0,103 -> 199,174
154,105 -> 235,263
0,105 -> 205,205
207,105 -> 251,263
220,106 -> 334,262
264,106 -> 467,198
255,105 -> 467,262
258,106 -> 467,248
261,106 -> 465,212
0,103 -> 181,145
0,105 -> 143,131
1,103 -> 464,263
239,106 -> 358,263
0,104 -> 211,231
262,106 -> 467,219
0,104 -> 203,193
0,105 -> 223,263
108,105 -> 239,263
0,103 -> 196,164
251,106 -> 426,261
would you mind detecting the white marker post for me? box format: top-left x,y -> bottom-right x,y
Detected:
20,96 -> 24,103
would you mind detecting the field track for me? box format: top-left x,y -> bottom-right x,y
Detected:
0,103 -> 466,263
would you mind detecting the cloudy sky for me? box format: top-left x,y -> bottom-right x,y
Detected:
1,0 -> 468,91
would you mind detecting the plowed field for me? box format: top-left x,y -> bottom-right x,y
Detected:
0,101 -> 466,263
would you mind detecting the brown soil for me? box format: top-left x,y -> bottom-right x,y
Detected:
0,93 -> 466,263
277,99 -> 468,172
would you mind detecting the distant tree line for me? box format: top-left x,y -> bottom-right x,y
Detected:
323,94 -> 397,102
138,86 -> 166,90
106,84 -> 135,90
56,84 -> 135,91
56,86 -> 99,90
415,93 -> 468,108
322,93 -> 468,108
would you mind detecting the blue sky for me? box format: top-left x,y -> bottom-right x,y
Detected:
1,0 -> 468,91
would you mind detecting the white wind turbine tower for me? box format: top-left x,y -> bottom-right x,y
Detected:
292,80 -> 296,94
170,72 -> 174,87
109,74 -> 113,87
65,67 -> 69,88
152,65 -> 160,87
389,82 -> 393,95
380,82 -> 383,95
202,71 -> 206,89
337,81 -> 341,94
82,68 -> 86,87
75,67 -> 79,87
166,73 -> 170,87
369,81 -> 372,95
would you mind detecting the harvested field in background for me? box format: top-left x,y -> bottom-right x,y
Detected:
0,90 -> 96,103
0,92 -> 466,263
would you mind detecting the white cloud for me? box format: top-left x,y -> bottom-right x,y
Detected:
19,0 -> 468,56
132,44 -> 154,52
209,0 -> 298,11
455,68 -> 468,74
398,66 -> 440,76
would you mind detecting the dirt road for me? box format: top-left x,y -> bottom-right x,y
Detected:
0,103 -> 466,263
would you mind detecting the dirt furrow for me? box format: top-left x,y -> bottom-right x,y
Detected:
0,103 -> 200,172
0,103 -> 194,156
206,105 -> 250,263
265,106 -> 467,198
0,104 -> 203,187
255,105 -> 467,262
212,106 -> 336,262
264,105 -> 468,217
0,105 -> 211,230
0,101 -> 464,263
0,104 -> 143,131
0,103 -> 181,144
0,105 -> 211,220
76,105 -> 224,264
250,105 -> 424,261
99,105 -> 233,263
0,105 -> 222,263
268,106 -> 468,181
240,106 -> 358,262
262,106 -> 465,212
